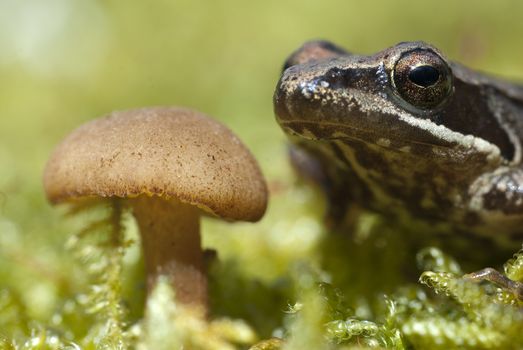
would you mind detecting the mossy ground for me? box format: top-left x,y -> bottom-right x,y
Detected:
1,1 -> 523,349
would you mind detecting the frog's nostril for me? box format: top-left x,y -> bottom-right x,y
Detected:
323,67 -> 352,89
325,67 -> 345,81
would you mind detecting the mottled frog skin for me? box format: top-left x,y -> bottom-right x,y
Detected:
274,40 -> 523,244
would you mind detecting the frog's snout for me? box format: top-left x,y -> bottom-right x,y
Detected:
273,77 -> 291,123
274,70 -> 307,124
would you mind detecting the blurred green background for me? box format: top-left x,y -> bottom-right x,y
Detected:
1,0 -> 523,331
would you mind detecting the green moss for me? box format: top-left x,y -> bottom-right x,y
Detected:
2,172 -> 523,349
2,1 -> 523,349
505,249 -> 523,282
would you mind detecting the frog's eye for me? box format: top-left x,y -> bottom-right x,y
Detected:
392,49 -> 453,109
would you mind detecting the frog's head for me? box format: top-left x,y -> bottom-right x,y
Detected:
274,40 -> 517,167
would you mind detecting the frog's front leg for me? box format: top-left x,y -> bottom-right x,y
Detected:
465,167 -> 523,299
469,167 -> 523,234
464,267 -> 523,300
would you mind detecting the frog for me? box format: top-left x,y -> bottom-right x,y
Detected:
273,40 -> 523,298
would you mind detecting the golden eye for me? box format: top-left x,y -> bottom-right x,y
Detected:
392,49 -> 453,109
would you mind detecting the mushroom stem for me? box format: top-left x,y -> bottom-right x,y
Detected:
131,196 -> 207,313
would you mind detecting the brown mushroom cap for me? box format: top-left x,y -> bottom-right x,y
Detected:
43,107 -> 268,221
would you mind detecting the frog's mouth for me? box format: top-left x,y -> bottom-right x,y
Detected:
276,107 -> 504,166
278,119 -> 452,151
279,119 -> 385,143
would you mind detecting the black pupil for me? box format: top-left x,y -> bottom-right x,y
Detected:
408,65 -> 440,87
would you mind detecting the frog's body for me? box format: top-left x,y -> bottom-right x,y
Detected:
274,41 -> 523,243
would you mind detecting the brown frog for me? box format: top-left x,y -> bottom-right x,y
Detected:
274,40 -> 523,297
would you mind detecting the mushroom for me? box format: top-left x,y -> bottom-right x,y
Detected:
43,107 -> 268,314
